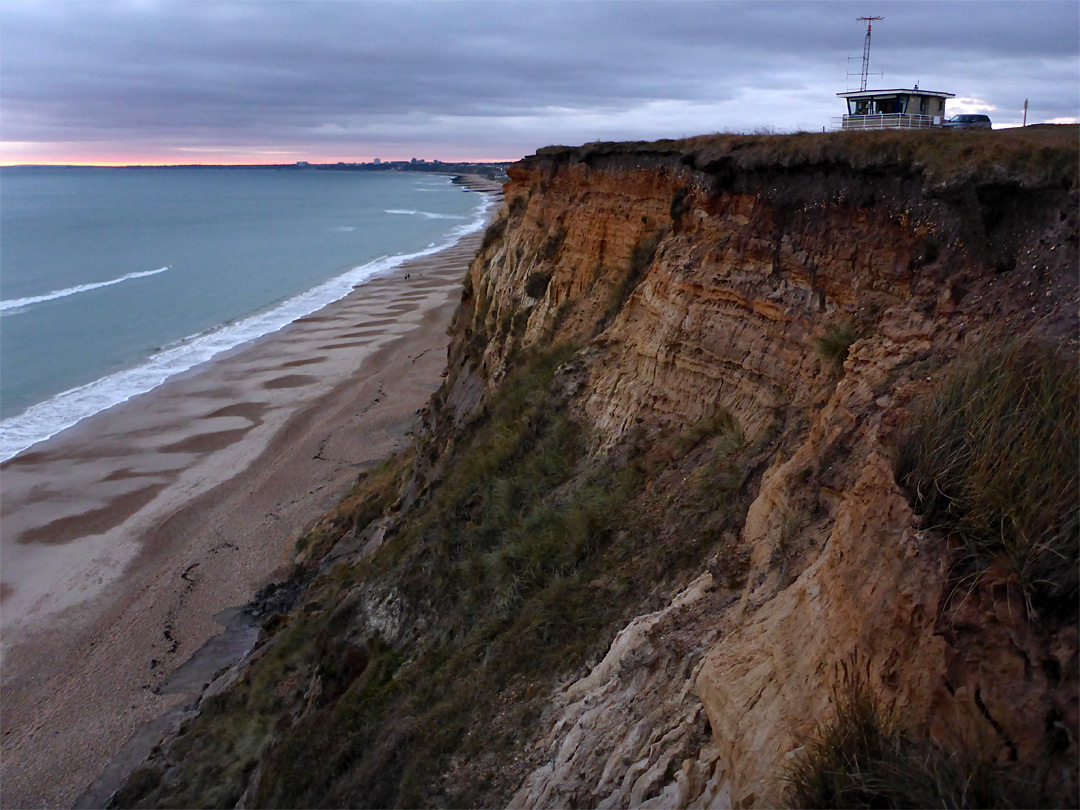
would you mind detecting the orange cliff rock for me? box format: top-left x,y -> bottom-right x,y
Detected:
432,130 -> 1078,807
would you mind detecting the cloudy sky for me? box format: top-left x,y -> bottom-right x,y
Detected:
1,0 -> 1077,165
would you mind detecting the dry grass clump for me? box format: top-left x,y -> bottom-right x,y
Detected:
815,322 -> 857,372
785,667 -> 1057,808
786,672 -> 905,808
896,338 -> 1079,614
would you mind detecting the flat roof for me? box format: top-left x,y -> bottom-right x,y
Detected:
838,88 -> 955,99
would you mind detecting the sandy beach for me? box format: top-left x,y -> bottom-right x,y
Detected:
0,178 -> 499,808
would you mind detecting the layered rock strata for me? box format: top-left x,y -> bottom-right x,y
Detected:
434,131 -> 1078,807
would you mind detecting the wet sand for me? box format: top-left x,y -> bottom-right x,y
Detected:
0,178 -> 499,808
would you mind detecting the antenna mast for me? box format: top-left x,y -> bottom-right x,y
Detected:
857,16 -> 884,91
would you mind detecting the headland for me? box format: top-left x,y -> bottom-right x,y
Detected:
102,127 -> 1077,809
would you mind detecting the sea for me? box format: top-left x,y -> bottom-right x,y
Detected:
0,167 -> 493,462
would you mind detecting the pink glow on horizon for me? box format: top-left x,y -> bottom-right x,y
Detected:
0,142 -> 519,167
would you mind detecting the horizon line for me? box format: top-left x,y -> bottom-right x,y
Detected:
0,158 -> 520,169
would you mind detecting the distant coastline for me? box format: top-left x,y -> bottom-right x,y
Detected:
2,160 -> 513,182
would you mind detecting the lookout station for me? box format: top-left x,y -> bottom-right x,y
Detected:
836,87 -> 955,130
833,16 -> 954,130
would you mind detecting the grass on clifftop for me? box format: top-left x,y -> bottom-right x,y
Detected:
896,337 -> 1079,616
538,124 -> 1079,190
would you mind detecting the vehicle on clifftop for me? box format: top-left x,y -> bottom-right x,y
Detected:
943,113 -> 993,129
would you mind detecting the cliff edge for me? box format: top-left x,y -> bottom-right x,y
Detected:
114,126 -> 1078,809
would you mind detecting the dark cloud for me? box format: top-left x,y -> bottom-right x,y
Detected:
1,0 -> 1077,163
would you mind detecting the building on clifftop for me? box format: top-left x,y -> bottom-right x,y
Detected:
835,87 -> 955,130
832,16 -> 954,130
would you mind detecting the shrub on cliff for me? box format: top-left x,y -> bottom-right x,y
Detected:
785,671 -> 905,808
896,338 -> 1079,615
479,217 -> 507,252
670,186 -> 691,223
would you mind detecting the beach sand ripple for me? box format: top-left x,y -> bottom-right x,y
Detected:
0,186 -> 498,808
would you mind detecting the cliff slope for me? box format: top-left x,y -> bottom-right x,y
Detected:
114,126 -> 1078,809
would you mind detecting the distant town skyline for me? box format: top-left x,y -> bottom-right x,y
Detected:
2,0 -> 1077,166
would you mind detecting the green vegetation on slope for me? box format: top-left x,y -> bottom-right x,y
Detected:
117,340 -> 760,808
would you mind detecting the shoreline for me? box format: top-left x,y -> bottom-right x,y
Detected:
0,176 -> 501,808
0,173 -> 495,463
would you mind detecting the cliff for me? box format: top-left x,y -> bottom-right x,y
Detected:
113,126 -> 1078,809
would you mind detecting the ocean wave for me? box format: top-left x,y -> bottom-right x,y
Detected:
0,194 -> 495,462
384,209 -> 466,220
0,266 -> 171,315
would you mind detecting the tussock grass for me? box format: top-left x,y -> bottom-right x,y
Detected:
815,322 -> 857,372
653,405 -> 743,464
690,405 -> 742,449
785,667 -> 902,808
785,665 -> 1059,808
686,408 -> 746,503
896,338 -> 1079,615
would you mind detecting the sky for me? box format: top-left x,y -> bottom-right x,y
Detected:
1,0 -> 1077,166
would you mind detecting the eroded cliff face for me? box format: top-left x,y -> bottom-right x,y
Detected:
115,129 -> 1078,809
420,130 -> 1078,807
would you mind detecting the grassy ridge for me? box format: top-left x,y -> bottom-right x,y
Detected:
539,125 -> 1079,190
